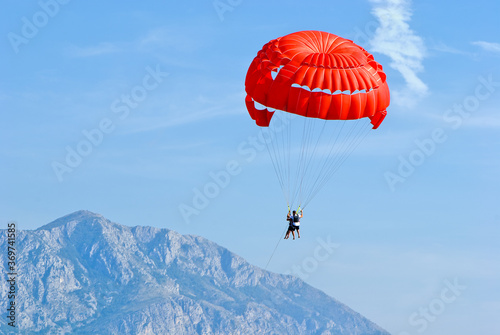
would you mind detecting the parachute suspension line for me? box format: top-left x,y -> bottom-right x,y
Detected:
303,120 -> 370,209
262,111 -> 297,208
302,119 -> 373,209
264,224 -> 288,270
280,111 -> 292,205
297,117 -> 328,207
308,119 -> 352,194
263,110 -> 374,211
286,112 -> 293,204
287,88 -> 311,209
262,126 -> 289,206
296,116 -> 314,207
292,113 -> 318,208
289,113 -> 306,207
272,111 -> 294,207
290,117 -> 305,207
318,119 -> 372,187
298,118 -> 347,209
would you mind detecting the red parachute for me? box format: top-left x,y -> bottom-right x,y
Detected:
245,31 -> 390,209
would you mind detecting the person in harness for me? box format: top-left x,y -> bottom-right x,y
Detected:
284,209 -> 303,240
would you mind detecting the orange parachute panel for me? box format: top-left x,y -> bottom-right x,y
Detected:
245,30 -> 390,129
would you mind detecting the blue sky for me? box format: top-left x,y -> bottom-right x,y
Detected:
1,0 -> 499,333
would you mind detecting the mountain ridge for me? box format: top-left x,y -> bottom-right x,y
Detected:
0,210 -> 390,334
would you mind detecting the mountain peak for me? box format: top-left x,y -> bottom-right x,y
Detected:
37,210 -> 109,231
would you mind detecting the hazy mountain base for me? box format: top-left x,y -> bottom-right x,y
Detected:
0,210 -> 390,335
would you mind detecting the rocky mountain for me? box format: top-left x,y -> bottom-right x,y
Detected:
0,210 -> 390,334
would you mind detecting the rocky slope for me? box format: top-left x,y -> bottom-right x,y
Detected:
0,210 -> 390,334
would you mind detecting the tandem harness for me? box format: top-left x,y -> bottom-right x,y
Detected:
289,214 -> 300,229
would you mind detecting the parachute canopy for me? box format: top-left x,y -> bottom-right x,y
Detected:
244,31 -> 390,209
245,30 -> 389,128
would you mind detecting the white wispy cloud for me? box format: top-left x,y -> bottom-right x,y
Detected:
125,106 -> 242,134
429,40 -> 470,56
67,42 -> 122,58
138,27 -> 209,54
472,41 -> 500,53
369,0 -> 427,107
465,115 -> 500,128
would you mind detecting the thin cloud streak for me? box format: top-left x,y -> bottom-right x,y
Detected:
464,115 -> 500,129
65,27 -> 205,60
369,0 -> 427,107
123,106 -> 242,135
472,41 -> 500,54
67,42 -> 122,58
428,40 -> 473,57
